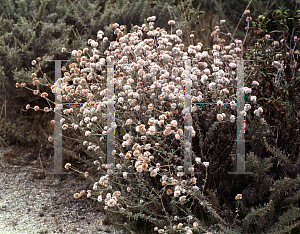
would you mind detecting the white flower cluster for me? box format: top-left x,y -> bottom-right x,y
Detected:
52,15 -> 265,234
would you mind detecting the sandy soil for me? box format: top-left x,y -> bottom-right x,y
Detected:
0,146 -> 128,234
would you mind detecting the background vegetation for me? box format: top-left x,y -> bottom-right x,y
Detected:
0,0 -> 299,233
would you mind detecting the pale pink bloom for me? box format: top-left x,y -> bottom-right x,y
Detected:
83,48 -> 88,53
203,68 -> 210,74
134,105 -> 140,111
163,126 -> 172,136
133,149 -> 140,157
148,117 -> 156,125
150,169 -> 157,177
193,222 -> 198,227
73,193 -> 81,199
142,144 -> 150,151
41,92 -> 48,98
125,119 -> 133,125
31,60 -> 36,66
65,163 -> 71,169
170,120 -> 177,127
229,62 -> 237,68
148,103 -> 154,110
220,88 -> 229,94
190,177 -> 197,184
33,90 -> 40,95
177,223 -> 183,229
244,87 -> 252,94
34,106 -> 39,111
179,196 -> 186,202
176,29 -> 182,36
62,124 -> 68,130
168,20 -> 175,25
208,82 -> 216,90
217,114 -> 223,121
123,172 -> 128,178
253,109 -> 261,118
136,166 -> 143,172
136,124 -> 146,133
32,79 -> 39,85
26,104 -> 30,110
201,74 -> 208,83
220,19 -> 226,24
230,100 -> 236,110
217,100 -> 224,106
170,103 -> 176,109
174,191 -> 180,197
230,115 -> 236,123
124,152 -> 131,159
203,162 -> 209,167
245,104 -> 251,111
252,81 -> 259,86
195,157 -> 201,164
172,179 -> 178,185
250,96 -> 257,102
147,126 -> 156,136
113,191 -> 121,197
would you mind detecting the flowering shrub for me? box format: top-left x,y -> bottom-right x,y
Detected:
16,13 -> 266,233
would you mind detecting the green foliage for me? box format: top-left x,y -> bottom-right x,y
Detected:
244,7 -> 300,158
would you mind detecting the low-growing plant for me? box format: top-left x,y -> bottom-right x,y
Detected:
16,12 -> 267,233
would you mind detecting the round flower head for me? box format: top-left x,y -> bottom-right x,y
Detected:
176,29 -> 182,36
74,193 -> 81,199
168,20 -> 175,25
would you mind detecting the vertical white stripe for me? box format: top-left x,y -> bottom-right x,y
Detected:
236,59 -> 246,173
106,58 -> 115,174
184,59 -> 192,174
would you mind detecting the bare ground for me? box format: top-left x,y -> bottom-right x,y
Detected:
0,145 -> 128,234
